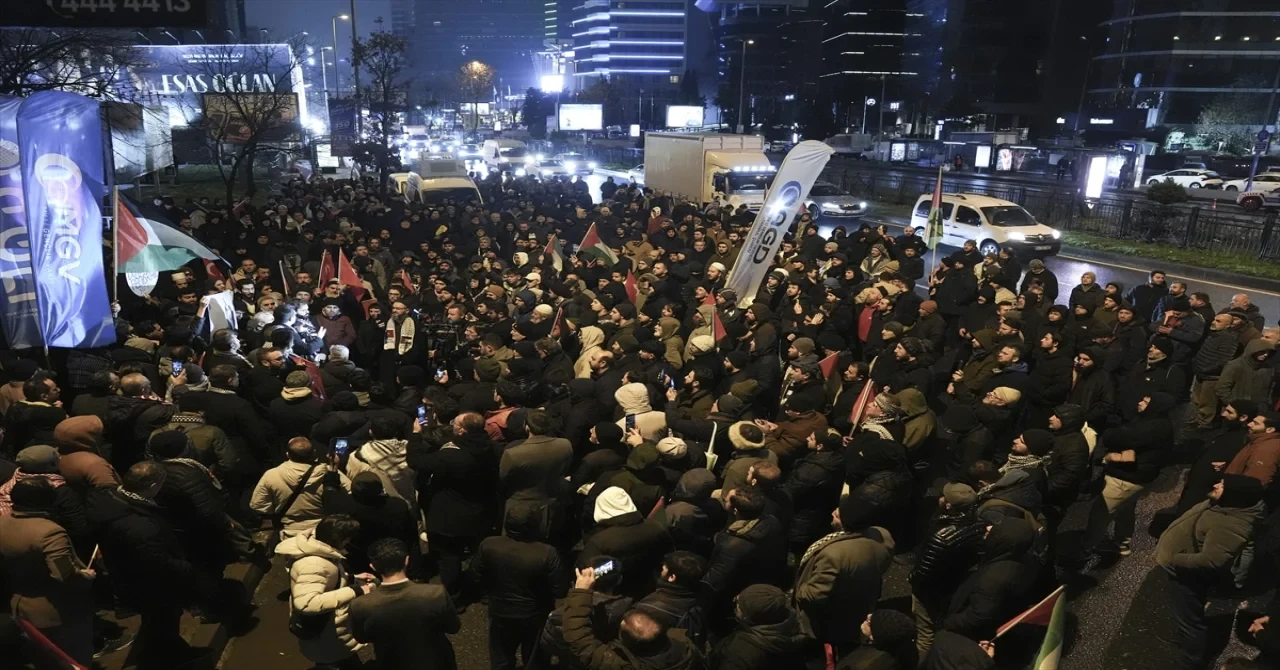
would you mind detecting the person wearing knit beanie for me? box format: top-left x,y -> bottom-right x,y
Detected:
863,609 -> 919,666
984,386 -> 1022,407
655,436 -> 688,459
593,486 -> 638,522
533,304 -> 554,318
688,335 -> 716,355
734,584 -> 793,626
919,300 -> 938,315
1017,428 -> 1054,457
714,393 -> 745,417
15,445 -> 60,474
792,337 -> 815,357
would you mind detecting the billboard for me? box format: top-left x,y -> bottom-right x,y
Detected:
328,99 -> 359,157
203,93 -> 301,143
559,104 -> 603,131
666,105 -> 705,129
107,103 -> 174,183
114,44 -> 304,129
1,1 -> 208,28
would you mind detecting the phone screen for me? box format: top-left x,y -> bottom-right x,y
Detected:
667,376 -> 676,390
435,366 -> 446,381
171,361 -> 184,377
333,438 -> 350,457
625,415 -> 637,432
594,560 -> 615,577
417,406 -> 428,425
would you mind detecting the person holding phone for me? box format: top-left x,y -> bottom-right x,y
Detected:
250,437 -> 348,539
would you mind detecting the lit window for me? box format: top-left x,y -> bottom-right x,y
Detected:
670,75 -> 679,83
1243,36 -> 1251,41
1172,35 -> 1179,40
1214,35 -> 1222,41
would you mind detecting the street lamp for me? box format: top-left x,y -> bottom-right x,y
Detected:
1073,36 -> 1094,137
163,30 -> 180,44
320,47 -> 332,96
736,38 -> 754,134
333,14 -> 350,95
861,96 -> 876,134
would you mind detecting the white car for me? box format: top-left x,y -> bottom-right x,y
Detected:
553,152 -> 597,175
908,193 -> 1061,257
536,159 -> 573,178
1146,169 -> 1224,189
1237,189 -> 1280,212
1223,173 -> 1280,192
627,164 -> 645,183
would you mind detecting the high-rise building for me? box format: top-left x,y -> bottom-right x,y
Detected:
1087,0 -> 1280,128
569,0 -> 688,85
390,0 -> 417,45
712,0 -> 821,130
417,0 -> 545,90
819,0 -> 915,132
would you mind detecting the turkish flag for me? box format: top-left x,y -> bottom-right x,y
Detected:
337,249 -> 367,301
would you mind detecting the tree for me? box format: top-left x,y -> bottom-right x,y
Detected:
576,79 -> 624,127
353,31 -> 411,194
677,69 -> 704,106
521,87 -> 552,139
0,29 -> 140,97
181,38 -> 309,205
457,61 -> 494,133
1198,78 -> 1269,154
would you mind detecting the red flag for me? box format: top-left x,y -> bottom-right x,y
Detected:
361,298 -> 378,318
551,307 -> 564,337
996,585 -> 1065,638
396,268 -> 414,291
702,292 -> 717,307
625,271 -> 638,304
203,259 -> 225,282
818,352 -> 840,379
337,249 -> 367,301
318,250 -> 336,287
849,381 -> 879,428
711,308 -> 727,342
15,616 -> 91,669
290,354 -> 326,401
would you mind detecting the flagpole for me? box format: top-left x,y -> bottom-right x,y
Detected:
111,186 -> 119,303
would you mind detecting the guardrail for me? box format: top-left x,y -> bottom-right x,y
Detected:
822,166 -> 1280,259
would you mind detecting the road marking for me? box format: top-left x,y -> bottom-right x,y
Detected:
859,215 -> 1280,297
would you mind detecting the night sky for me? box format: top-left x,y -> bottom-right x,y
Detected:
245,0 -> 394,86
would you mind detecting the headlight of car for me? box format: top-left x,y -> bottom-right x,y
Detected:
564,161 -> 577,171
588,161 -> 598,169
1006,232 -> 1026,241
541,168 -> 554,176
515,168 -> 527,177
1051,230 -> 1061,239
821,202 -> 840,211
859,201 -> 868,209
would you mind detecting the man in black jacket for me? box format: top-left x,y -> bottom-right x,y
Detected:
702,486 -> 788,627
103,373 -> 174,471
2,373 -> 66,455
1045,404 -> 1091,530
1124,270 -> 1168,324
86,461 -> 203,669
409,411 -> 496,605
910,482 -> 987,657
943,518 -> 1038,641
634,551 -> 708,647
472,504 -> 566,670
1189,313 -> 1241,430
183,365 -> 273,467
1026,333 -> 1073,429
349,538 -> 461,670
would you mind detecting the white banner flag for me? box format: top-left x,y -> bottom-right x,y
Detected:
724,140 -> 834,306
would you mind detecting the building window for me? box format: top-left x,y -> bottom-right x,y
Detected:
670,75 -> 679,83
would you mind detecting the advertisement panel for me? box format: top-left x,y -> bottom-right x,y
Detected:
328,98 -> 359,157
202,93 -> 301,143
665,105 -> 705,129
0,96 -> 42,349
17,91 -> 115,348
1,0 -> 208,28
107,102 -> 174,182
559,104 -> 603,131
114,44 -> 302,128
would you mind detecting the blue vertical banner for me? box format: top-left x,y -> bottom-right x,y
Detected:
328,98 -> 358,157
17,91 -> 115,348
0,96 -> 42,349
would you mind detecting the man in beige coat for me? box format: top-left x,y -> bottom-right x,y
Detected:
252,437 -> 350,538
0,478 -> 96,665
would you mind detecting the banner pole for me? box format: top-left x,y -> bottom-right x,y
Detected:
111,186 -> 119,304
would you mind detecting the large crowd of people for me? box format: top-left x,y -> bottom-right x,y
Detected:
1,167 -> 1279,670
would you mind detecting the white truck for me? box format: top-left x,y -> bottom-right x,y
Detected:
643,132 -> 776,210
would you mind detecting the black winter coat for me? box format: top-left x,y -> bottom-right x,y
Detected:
710,614 -> 811,670
2,402 -> 66,454
268,394 -> 325,441
784,450 -> 845,548
322,470 -> 420,574
155,458 -> 232,557
408,433 -> 497,538
85,487 -> 194,608
703,516 -> 789,603
1028,348 -> 1073,411
580,511 -> 673,598
1068,367 -> 1116,429
910,510 -> 986,601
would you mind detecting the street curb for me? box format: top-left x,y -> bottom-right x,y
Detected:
864,213 -> 1280,295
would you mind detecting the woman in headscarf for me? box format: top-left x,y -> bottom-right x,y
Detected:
574,325 -> 605,378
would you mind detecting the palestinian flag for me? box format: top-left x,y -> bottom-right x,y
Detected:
578,223 -> 619,266
818,351 -> 840,379
994,585 -> 1066,669
926,165 -> 945,250
849,381 -> 879,431
545,235 -> 564,274
115,191 -> 221,274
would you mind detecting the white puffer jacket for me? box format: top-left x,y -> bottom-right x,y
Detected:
614,382 -> 667,441
276,530 -> 365,664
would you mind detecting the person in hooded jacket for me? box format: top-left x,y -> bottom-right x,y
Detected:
275,514 -> 370,668
940,405 -> 994,477
920,632 -> 995,670
842,437 -> 914,541
1044,404 -> 1090,518
577,326 -> 608,378
911,483 -> 987,658
580,486 -> 673,599
841,609 -> 918,670
1026,333 -> 1074,430
323,470 -> 420,576
1116,339 -> 1187,423
1216,339 -> 1276,406
1069,271 -> 1104,313
784,429 -> 847,555
942,518 -> 1039,641
1076,393 -> 1174,560
656,468 -> 727,558
710,584 -> 812,670
1068,347 -> 1116,430
616,382 -> 669,442
1171,400 -> 1258,517
1155,475 -> 1265,670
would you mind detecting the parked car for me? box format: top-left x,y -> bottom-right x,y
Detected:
1146,169 -> 1224,189
1237,189 -> 1280,212
804,182 -> 868,219
536,159 -> 573,178
1223,173 -> 1280,192
908,193 -> 1061,257
627,164 -> 645,183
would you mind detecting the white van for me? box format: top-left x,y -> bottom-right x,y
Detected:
388,172 -> 424,203
482,139 -> 532,173
908,193 -> 1061,257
